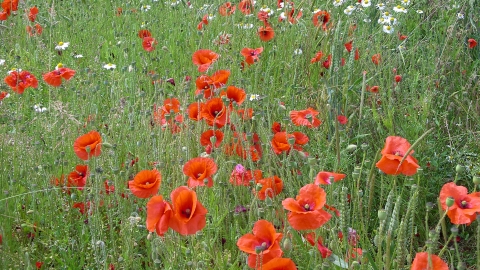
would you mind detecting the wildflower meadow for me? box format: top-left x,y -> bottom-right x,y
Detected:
1,0 -> 480,269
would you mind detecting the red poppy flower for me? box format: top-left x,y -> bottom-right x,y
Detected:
73,130 -> 102,160
337,115 -> 347,125
0,10 -> 9,20
312,10 -> 330,30
201,97 -> 229,128
395,75 -> 402,83
2,0 -> 18,15
397,32 -> 407,40
260,258 -> 297,270
375,136 -> 420,176
168,186 -> 208,235
238,0 -> 254,15
187,102 -> 204,120
371,53 -> 381,65
271,122 -> 284,134
368,85 -> 379,93
209,69 -> 230,89
128,169 -> 162,198
310,51 -> 324,63
28,6 -> 38,22
26,23 -> 43,36
43,67 -> 76,87
258,24 -> 275,42
192,49 -> 219,72
223,85 -> 246,106
146,195 -> 172,236
254,175 -> 283,200
138,29 -> 151,38
344,40 -> 353,53
236,220 -> 283,268
410,252 -> 448,270
227,132 -> 263,162
282,184 -> 332,230
271,131 -> 309,155
104,180 -> 115,194
229,164 -> 262,186
142,37 -> 157,52
219,2 -> 236,16
305,232 -> 332,258
68,165 -> 89,190
468,38 -> 477,49
200,129 -> 224,150
290,108 -> 321,128
241,47 -> 264,65
439,182 -> 480,225
0,91 -> 9,101
4,70 -> 38,94
183,157 -> 218,187
322,55 -> 332,69
197,14 -> 209,30
315,171 -> 346,185
354,48 -> 360,60
287,7 -> 303,24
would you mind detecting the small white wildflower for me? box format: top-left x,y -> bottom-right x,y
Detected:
260,6 -> 274,16
378,17 -> 386,24
294,48 -> 303,55
393,5 -> 407,13
103,63 -> 116,70
333,0 -> 344,7
208,14 -> 215,20
416,10 -> 424,14
375,3 -> 386,10
279,12 -> 287,21
383,25 -> 394,34
167,0 -> 180,6
364,18 -> 371,23
236,23 -> 254,29
401,0 -> 410,5
249,94 -> 261,101
141,5 -> 151,12
55,42 -> 70,51
388,16 -> 398,25
361,0 -> 371,8
344,6 -> 355,15
34,104 -> 47,113
141,21 -> 148,28
457,13 -> 464,19
0,59 -> 5,66
73,54 -> 83,58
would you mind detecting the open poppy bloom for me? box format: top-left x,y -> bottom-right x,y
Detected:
282,184 -> 332,230
258,23 -> 275,42
271,122 -> 284,134
375,136 -> 420,176
200,129 -> 224,152
312,10 -> 330,30
4,70 -> 38,94
371,53 -> 381,65
128,169 -> 162,198
439,182 -> 480,225
315,171 -> 346,185
2,0 -> 18,15
221,85 -> 246,106
238,0 -> 254,15
410,252 -> 448,270
468,38 -> 477,49
187,101 -> 204,121
192,49 -> 219,72
271,131 -> 309,155
236,219 -> 283,268
73,130 -> 102,160
260,258 -> 297,270
183,157 -> 218,187
219,2 -> 236,16
168,186 -> 208,235
68,165 -> 89,190
43,65 -> 76,87
290,108 -> 321,128
305,232 -> 332,258
254,175 -> 283,200
152,98 -> 184,133
201,97 -> 229,128
241,47 -> 264,65
286,6 -> 303,24
138,29 -> 151,38
142,37 -> 157,52
146,195 -> 172,236
28,6 -> 38,22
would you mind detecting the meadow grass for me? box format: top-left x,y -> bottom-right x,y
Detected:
0,0 -> 479,269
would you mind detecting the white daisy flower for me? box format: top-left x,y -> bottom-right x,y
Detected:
383,25 -> 394,34
55,42 -> 70,51
333,0 -> 344,7
208,14 -> 215,20
364,18 -> 372,23
167,0 -> 180,6
361,0 -> 371,8
34,104 -> 47,113
260,6 -> 274,16
55,63 -> 64,70
294,48 -> 303,55
141,5 -> 151,12
376,3 -> 386,10
393,5 -> 407,13
457,13 -> 464,19
0,59 -> 5,66
73,54 -> 83,58
103,63 -> 116,70
416,10 -> 424,14
401,0 -> 410,5
279,12 -> 287,20
344,5 -> 355,15
249,94 -> 261,101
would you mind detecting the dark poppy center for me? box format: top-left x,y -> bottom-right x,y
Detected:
182,208 -> 191,218
393,151 -> 404,157
254,241 -> 269,254
460,200 -> 469,209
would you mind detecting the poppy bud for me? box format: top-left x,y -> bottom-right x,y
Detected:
446,196 -> 455,207
457,262 -> 467,270
473,176 -> 480,185
203,178 -> 209,185
147,232 -> 153,240
283,238 -> 292,251
102,142 -> 113,149
378,209 -> 387,220
287,137 -> 296,145
455,164 -> 465,173
255,183 -> 263,191
209,136 -> 217,145
394,75 -> 402,83
450,226 -> 458,236
351,261 -> 360,269
85,145 -> 91,154
346,144 -> 357,152
361,143 -> 368,150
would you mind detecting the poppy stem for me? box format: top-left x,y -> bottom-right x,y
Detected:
358,71 -> 366,128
